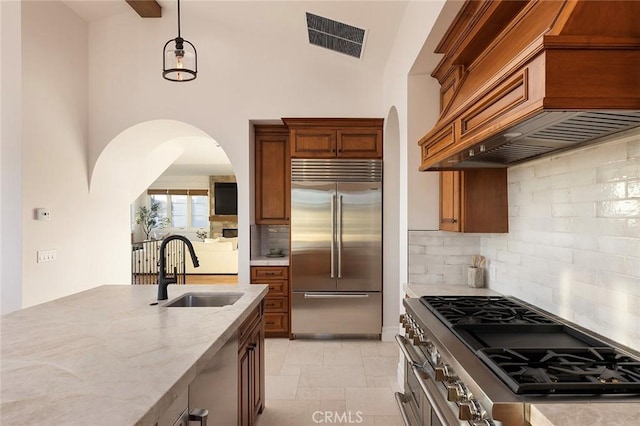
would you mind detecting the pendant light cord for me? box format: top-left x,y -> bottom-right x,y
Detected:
177,0 -> 182,38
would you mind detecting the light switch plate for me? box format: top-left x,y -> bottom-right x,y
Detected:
37,250 -> 56,263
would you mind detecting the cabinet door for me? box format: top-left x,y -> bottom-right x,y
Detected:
337,128 -> 382,158
462,169 -> 508,233
250,323 -> 264,420
255,128 -> 290,224
290,128 -> 337,158
439,171 -> 461,232
238,346 -> 251,426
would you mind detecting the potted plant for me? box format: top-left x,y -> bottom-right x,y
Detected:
196,229 -> 208,241
135,202 -> 169,240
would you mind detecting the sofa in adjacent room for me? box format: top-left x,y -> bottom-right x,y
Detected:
186,238 -> 238,274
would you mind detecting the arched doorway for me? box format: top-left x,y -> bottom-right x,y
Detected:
91,119 -> 239,285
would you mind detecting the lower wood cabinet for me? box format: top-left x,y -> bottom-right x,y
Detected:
439,169 -> 508,233
250,266 -> 289,337
238,303 -> 265,426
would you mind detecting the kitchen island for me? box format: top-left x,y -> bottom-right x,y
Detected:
1,284 -> 268,425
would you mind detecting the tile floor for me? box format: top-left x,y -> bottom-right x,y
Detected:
255,338 -> 404,426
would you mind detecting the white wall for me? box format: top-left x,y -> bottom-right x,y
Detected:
0,0 -> 23,314
407,74 -> 440,230
380,0 -> 448,336
20,1 -> 98,306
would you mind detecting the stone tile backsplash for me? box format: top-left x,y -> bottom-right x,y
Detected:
408,232 -> 481,285
409,129 -> 640,351
250,224 -> 290,257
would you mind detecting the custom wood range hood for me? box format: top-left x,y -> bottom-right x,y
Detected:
419,0 -> 640,171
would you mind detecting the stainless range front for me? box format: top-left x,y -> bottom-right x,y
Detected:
396,298 -> 520,426
395,296 -> 640,426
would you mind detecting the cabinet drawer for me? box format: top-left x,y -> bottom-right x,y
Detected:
265,280 -> 288,298
264,313 -> 289,334
264,297 -> 288,313
239,305 -> 261,346
251,266 -> 288,280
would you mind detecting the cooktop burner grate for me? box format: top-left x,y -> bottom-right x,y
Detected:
478,347 -> 640,394
420,296 -> 555,327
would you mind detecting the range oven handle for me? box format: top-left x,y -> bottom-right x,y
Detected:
395,334 -> 422,369
396,334 -> 453,426
411,366 -> 452,426
393,392 -> 413,426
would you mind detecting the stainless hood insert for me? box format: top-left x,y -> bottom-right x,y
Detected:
448,111 -> 640,168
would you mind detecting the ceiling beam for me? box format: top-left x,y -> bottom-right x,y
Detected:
126,0 -> 161,18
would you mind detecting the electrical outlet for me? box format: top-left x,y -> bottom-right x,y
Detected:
489,264 -> 497,281
37,250 -> 56,263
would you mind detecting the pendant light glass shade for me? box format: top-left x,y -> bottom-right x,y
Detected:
162,0 -> 197,82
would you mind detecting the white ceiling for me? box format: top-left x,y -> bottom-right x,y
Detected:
62,0 -> 410,178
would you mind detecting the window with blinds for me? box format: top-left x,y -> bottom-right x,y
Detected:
148,189 -> 209,230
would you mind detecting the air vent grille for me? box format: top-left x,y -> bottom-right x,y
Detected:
292,159 -> 382,182
528,112 -> 640,143
306,12 -> 366,58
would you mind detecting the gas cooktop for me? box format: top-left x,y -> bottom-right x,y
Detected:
420,295 -> 640,395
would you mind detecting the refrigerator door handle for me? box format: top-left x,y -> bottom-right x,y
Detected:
337,194 -> 343,278
303,293 -> 370,299
330,195 -> 336,279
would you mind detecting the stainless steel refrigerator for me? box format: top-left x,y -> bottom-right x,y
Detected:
290,159 -> 382,337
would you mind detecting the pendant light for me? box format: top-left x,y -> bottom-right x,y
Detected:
162,0 -> 197,82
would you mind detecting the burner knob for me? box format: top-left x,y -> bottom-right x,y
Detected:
446,382 -> 466,403
434,364 -> 454,382
459,399 -> 483,421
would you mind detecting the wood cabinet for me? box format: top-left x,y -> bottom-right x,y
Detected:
238,303 -> 264,426
255,125 -> 290,224
283,118 -> 383,159
250,266 -> 289,338
418,0 -> 640,170
439,169 -> 508,233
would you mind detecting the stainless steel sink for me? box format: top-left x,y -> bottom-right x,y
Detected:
165,292 -> 243,308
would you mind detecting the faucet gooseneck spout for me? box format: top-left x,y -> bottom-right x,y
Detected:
157,235 -> 200,301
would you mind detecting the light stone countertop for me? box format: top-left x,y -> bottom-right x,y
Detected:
249,255 -> 289,266
403,282 -> 500,298
529,402 -> 640,426
1,283 -> 268,425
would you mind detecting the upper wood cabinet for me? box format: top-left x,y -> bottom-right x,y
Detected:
418,0 -> 640,170
254,125 -> 290,224
439,169 -> 508,233
283,118 -> 383,159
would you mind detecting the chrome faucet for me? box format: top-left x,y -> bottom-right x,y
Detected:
158,235 -> 200,300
